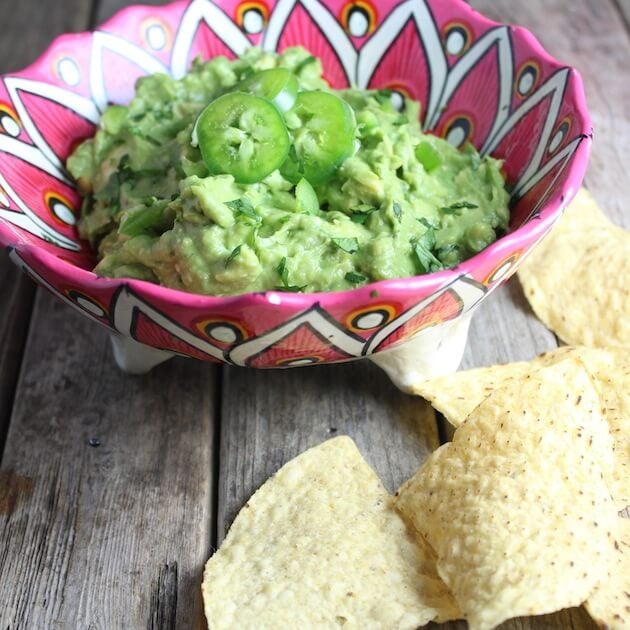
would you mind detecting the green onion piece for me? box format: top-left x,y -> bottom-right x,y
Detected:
225,245 -> 242,267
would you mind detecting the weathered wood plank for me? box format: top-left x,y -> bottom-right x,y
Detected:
0,1 -> 216,627
0,291 -> 216,629
94,0 -> 171,23
217,361 -> 440,542
0,252 -> 34,453
614,0 -> 630,30
0,0 -> 93,72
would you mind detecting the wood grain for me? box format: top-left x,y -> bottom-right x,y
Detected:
217,361 -> 440,542
95,0 -> 171,23
0,291 -> 217,629
0,0 -> 93,74
461,276 -> 557,370
614,0 -> 630,30
0,253 -> 34,454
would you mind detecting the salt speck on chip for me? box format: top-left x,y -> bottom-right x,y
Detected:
396,359 -> 617,630
202,436 -> 459,629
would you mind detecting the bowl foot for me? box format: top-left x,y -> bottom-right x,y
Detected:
369,313 -> 472,392
109,334 -> 175,374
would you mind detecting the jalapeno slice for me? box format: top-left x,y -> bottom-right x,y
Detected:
238,68 -> 299,113
195,92 -> 290,184
281,91 -> 356,185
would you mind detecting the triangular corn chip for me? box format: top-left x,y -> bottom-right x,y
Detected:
411,345 -> 629,628
396,360 -> 617,630
518,187 -> 629,347
412,346 -> 628,510
202,436 -> 459,628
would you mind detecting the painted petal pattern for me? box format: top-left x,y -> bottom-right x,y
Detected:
0,0 -> 591,368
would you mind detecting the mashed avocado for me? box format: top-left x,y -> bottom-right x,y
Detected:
68,47 -> 510,295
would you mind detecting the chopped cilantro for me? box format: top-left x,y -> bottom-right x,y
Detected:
332,237 -> 359,254
246,226 -> 259,249
119,201 -> 169,237
277,256 -> 289,286
274,284 -> 307,293
294,55 -> 317,74
440,201 -> 479,214
240,66 -> 256,80
225,245 -> 242,267
374,89 -> 393,105
153,109 -> 171,121
350,205 -> 377,224
392,201 -> 402,223
274,256 -> 306,291
130,126 -> 161,146
345,271 -> 367,285
412,238 -> 444,274
417,217 -> 439,230
226,197 -> 261,223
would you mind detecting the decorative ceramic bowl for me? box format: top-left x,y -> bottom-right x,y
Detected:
0,0 -> 590,388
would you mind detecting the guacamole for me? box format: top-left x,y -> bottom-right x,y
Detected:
68,47 -> 510,295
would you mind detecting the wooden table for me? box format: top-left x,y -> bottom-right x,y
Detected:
0,0 -> 627,628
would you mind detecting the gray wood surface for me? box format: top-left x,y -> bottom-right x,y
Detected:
615,0 -> 630,30
0,0 -> 626,628
0,252 -> 34,452
0,291 -> 217,629
217,362 -> 440,542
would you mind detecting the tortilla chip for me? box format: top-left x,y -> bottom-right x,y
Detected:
396,360 -> 617,630
517,187 -> 630,347
412,346 -> 629,627
411,357 -> 553,426
202,436 -> 459,629
412,346 -> 629,509
585,347 -> 630,514
585,518 -> 630,630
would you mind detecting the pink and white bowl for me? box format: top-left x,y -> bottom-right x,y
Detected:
0,0 -> 591,389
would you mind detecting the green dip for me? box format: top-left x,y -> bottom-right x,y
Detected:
68,47 -> 510,295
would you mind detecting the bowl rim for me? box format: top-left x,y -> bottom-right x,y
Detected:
0,0 -> 593,309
